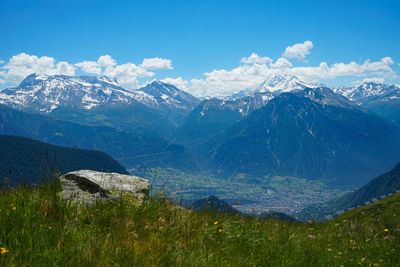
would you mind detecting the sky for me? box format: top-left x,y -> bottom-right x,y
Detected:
0,0 -> 399,96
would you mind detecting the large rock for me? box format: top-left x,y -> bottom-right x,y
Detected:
59,170 -> 150,205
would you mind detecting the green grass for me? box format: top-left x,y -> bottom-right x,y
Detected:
0,182 -> 399,266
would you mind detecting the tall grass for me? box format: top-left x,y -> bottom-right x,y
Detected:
0,181 -> 399,266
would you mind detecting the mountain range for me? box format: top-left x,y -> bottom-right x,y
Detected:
0,74 -> 200,137
0,73 -> 199,114
0,104 -> 199,172
1,73 -> 400,187
207,91 -> 400,185
334,82 -> 400,126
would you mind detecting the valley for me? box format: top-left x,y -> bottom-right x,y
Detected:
1,72 -> 400,220
136,168 -> 350,216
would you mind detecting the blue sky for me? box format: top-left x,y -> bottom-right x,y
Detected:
0,0 -> 399,96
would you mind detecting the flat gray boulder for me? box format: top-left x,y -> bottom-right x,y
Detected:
59,170 -> 150,205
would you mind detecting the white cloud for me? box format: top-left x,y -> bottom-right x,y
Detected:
199,64 -> 271,96
0,60 -> 5,65
57,61 -> 75,75
0,53 -> 75,84
291,57 -> 396,82
0,47 -> 397,97
0,54 -> 174,89
98,55 -> 117,67
75,55 -> 118,75
353,77 -> 385,86
160,77 -> 189,91
104,63 -> 155,88
75,55 -> 173,88
240,53 -> 272,65
164,54 -> 294,96
75,61 -> 102,75
283,40 -> 313,60
188,78 -> 209,97
141,57 -> 173,70
271,58 -> 293,69
170,53 -> 397,97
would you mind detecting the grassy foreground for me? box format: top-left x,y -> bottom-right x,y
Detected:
0,182 -> 399,266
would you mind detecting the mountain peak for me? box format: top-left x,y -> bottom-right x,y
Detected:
140,80 -> 200,111
334,81 -> 400,102
259,74 -> 319,93
20,74 -> 120,88
98,75 -> 119,85
18,73 -> 48,87
144,79 -> 195,94
1,74 -> 141,112
357,81 -> 385,90
148,80 -> 172,88
0,74 -> 201,113
264,73 -> 300,84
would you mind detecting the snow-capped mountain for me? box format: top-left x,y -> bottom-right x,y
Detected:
292,86 -> 358,109
139,81 -> 200,112
334,82 -> 400,126
219,75 -> 346,115
334,82 -> 400,104
208,91 -> 400,185
191,90 -> 274,120
228,74 -> 320,101
0,74 -> 199,113
259,74 -> 320,93
174,91 -> 275,148
0,74 -> 155,112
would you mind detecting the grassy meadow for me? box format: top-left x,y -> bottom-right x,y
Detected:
0,181 -> 399,266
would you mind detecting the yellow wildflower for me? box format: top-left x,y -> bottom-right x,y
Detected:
213,221 -> 219,225
0,247 -> 9,255
384,228 -> 389,232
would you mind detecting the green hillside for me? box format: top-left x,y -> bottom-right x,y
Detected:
0,181 -> 399,266
300,162 -> 400,220
0,135 -> 128,186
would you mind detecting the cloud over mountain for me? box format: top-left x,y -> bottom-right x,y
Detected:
173,54 -> 396,97
75,55 -> 173,88
0,54 -> 173,89
0,41 -> 397,97
0,53 -> 75,84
